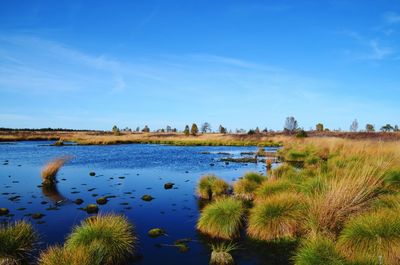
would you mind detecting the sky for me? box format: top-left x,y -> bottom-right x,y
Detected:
0,0 -> 399,131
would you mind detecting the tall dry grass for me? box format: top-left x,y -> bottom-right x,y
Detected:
41,157 -> 70,186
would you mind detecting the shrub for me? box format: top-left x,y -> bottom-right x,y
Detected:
337,209 -> 400,265
293,235 -> 345,265
197,175 -> 229,200
65,214 -> 136,265
247,193 -> 306,241
0,221 -> 37,264
197,197 -> 244,239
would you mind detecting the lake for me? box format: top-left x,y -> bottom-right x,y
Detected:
0,141 -> 295,265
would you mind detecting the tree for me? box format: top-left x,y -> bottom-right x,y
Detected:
172,128 -> 177,133
218,125 -> 227,134
201,122 -> 211,133
142,125 -> 150,133
350,119 -> 358,132
184,125 -> 190,136
262,127 -> 268,133
380,124 -> 394,132
394,125 -> 399,132
166,125 -> 172,132
112,125 -> 120,135
136,127 -> 140,132
365,124 -> 375,132
191,123 -> 199,135
255,127 -> 260,134
316,123 -> 324,132
284,117 -> 298,133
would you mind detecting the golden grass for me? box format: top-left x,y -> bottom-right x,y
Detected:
41,157 -> 70,186
247,192 -> 306,241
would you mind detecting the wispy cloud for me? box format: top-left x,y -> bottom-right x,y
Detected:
383,12 -> 400,24
340,30 -> 395,61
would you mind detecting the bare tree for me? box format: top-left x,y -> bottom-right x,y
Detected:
201,122 -> 211,133
350,119 -> 358,132
284,117 -> 298,132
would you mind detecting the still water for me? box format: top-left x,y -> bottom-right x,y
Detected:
0,141 -> 295,265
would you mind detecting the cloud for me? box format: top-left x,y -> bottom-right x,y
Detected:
339,30 -> 395,61
383,12 -> 400,24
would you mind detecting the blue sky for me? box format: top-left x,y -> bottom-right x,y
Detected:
0,0 -> 399,131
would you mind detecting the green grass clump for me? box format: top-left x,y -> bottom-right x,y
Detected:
0,221 -> 37,264
65,214 -> 136,265
255,179 -> 293,200
233,172 -> 266,200
337,209 -> 400,265
247,193 -> 306,241
210,242 -> 238,265
197,197 -> 244,239
39,245 -> 103,265
293,235 -> 345,265
271,164 -> 298,181
197,175 -> 229,200
383,169 -> 400,189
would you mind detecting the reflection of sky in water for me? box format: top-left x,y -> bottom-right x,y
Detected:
0,142 -> 292,265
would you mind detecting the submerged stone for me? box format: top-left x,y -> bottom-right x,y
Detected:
96,197 -> 108,205
164,182 -> 175,189
85,204 -> 99,214
31,213 -> 45,219
141,195 -> 154,201
0,208 -> 9,215
74,198 -> 84,205
148,228 -> 166,238
89,172 -> 96,176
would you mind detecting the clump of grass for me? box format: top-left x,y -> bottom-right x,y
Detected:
41,157 -> 70,186
307,158 -> 389,236
197,175 -> 229,200
0,221 -> 37,264
255,179 -> 293,200
197,197 -> 244,239
270,164 -> 298,181
233,172 -> 266,200
65,214 -> 136,265
337,208 -> 400,265
39,244 -> 103,265
210,242 -> 238,265
247,192 -> 306,241
293,235 -> 345,265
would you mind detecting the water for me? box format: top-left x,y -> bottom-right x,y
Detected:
0,141 -> 295,265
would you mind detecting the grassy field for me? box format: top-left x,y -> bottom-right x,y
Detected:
1,130 -> 400,146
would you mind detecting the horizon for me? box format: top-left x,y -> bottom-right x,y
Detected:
1,1 -> 399,131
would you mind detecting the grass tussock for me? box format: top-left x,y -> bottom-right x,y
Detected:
255,179 -> 294,200
210,242 -> 238,265
293,235 -> 345,265
337,208 -> 400,265
197,197 -> 244,239
0,221 -> 37,265
197,175 -> 230,200
41,157 -> 70,186
307,157 -> 390,236
233,172 -> 266,200
247,192 -> 306,241
65,214 -> 136,265
39,245 -> 103,265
